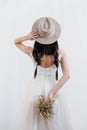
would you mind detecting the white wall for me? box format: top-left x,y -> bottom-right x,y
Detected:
0,0 -> 87,130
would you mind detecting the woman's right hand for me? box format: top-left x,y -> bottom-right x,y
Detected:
26,30 -> 40,40
14,29 -> 39,56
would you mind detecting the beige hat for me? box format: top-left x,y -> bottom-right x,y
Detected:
32,17 -> 61,44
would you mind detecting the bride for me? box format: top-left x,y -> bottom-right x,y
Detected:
14,17 -> 73,130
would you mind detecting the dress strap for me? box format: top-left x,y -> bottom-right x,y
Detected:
29,51 -> 33,59
59,53 -> 63,61
29,51 -> 37,67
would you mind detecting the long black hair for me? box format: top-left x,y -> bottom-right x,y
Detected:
32,41 -> 59,80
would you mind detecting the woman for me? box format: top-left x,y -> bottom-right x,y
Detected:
14,17 -> 73,130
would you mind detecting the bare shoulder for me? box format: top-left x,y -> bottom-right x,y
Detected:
28,47 -> 34,56
57,48 -> 66,56
29,46 -> 34,52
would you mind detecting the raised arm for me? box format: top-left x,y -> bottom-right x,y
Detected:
14,30 -> 39,56
47,49 -> 70,101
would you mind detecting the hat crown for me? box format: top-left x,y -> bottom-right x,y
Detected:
32,17 -> 61,44
42,18 -> 49,30
38,17 -> 55,38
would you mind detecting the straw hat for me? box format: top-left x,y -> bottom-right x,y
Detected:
32,17 -> 61,44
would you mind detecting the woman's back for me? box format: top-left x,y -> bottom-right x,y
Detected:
40,55 -> 55,68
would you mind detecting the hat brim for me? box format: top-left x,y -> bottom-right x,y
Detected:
32,17 -> 61,44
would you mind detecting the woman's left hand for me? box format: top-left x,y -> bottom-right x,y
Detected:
47,92 -> 55,103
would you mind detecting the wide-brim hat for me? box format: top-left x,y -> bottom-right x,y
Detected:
32,17 -> 61,44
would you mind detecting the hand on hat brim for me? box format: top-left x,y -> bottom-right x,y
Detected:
27,30 -> 40,40
32,30 -> 40,39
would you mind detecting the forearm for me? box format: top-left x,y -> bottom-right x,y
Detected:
14,35 -> 28,44
14,30 -> 39,44
50,74 -> 70,96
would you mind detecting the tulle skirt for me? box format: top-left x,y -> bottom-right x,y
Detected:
17,77 -> 73,130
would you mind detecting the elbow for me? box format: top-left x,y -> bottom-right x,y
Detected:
13,40 -> 16,44
63,73 -> 70,80
14,39 -> 21,45
14,40 -> 17,45
67,75 -> 70,79
14,40 -> 18,46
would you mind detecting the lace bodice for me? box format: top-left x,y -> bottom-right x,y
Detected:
29,51 -> 63,80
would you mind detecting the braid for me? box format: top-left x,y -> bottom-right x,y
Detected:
34,63 -> 40,79
34,52 -> 43,78
54,50 -> 59,80
34,65 -> 37,78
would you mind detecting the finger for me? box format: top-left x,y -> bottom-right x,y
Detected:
52,99 -> 54,102
48,97 -> 51,102
33,33 -> 39,36
32,30 -> 38,33
32,33 -> 39,36
46,97 -> 49,101
33,35 -> 39,38
32,29 -> 38,31
33,35 -> 39,37
33,36 -> 39,39
32,34 -> 39,38
52,98 -> 55,103
48,97 -> 54,102
33,34 -> 39,37
32,29 -> 38,33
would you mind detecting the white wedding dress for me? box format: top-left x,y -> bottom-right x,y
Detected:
17,52 -> 73,130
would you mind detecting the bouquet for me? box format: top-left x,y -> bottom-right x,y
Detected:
34,94 -> 55,120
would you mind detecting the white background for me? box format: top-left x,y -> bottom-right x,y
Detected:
0,0 -> 87,130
